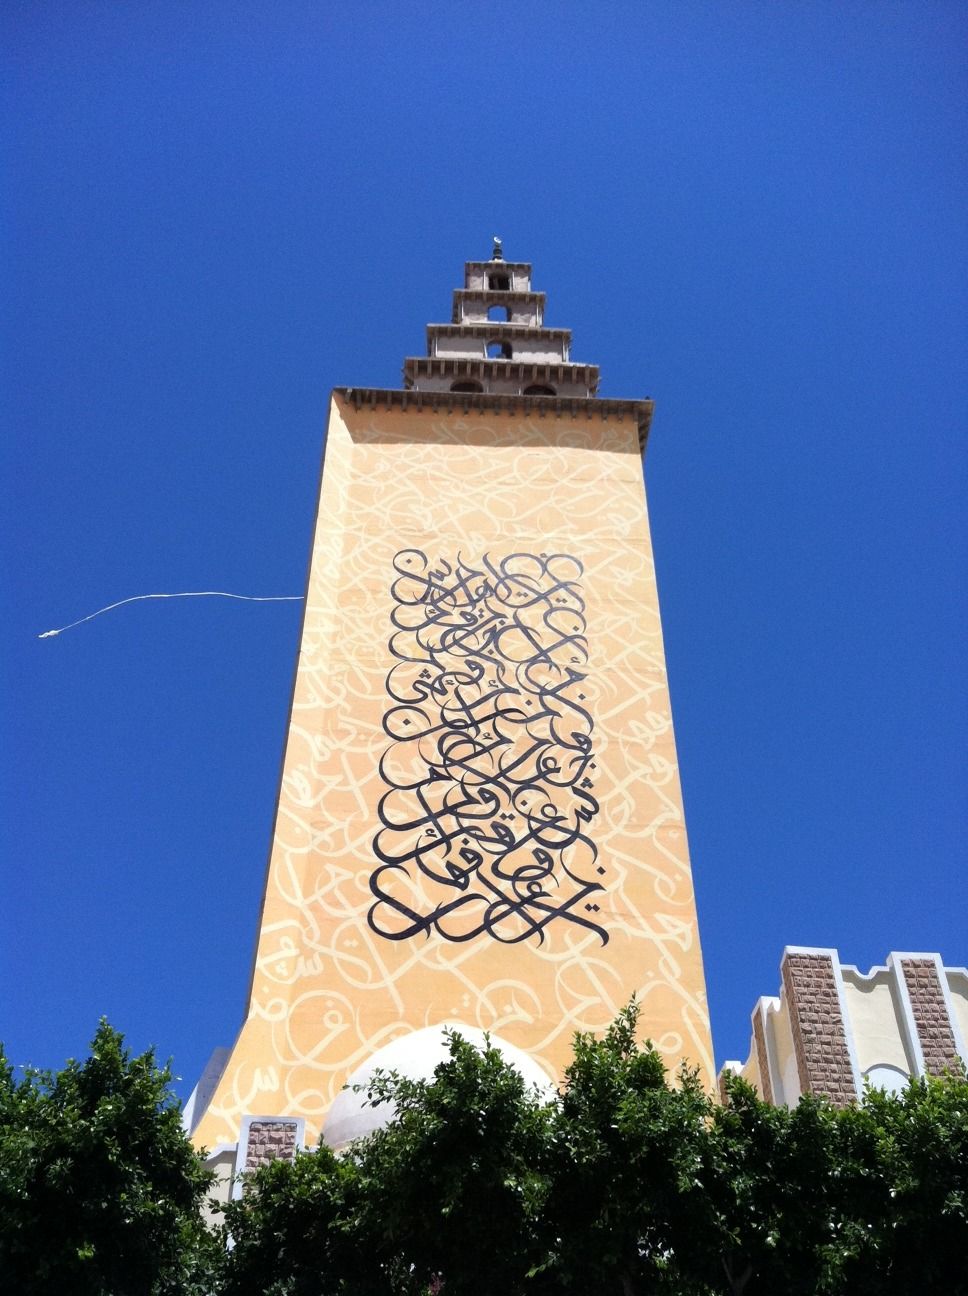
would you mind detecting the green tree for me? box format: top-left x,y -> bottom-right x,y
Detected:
219,1007 -> 968,1296
828,1070 -> 968,1295
352,1030 -> 552,1295
0,1020 -> 218,1296
220,1030 -> 552,1296
218,1141 -> 368,1296
702,1077 -> 843,1295
541,1004 -> 714,1295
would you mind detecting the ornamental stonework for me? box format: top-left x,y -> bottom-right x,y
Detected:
782,952 -> 856,1106
900,958 -> 962,1076
244,1119 -> 299,1171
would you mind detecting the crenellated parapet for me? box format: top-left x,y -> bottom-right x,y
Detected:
721,947 -> 967,1106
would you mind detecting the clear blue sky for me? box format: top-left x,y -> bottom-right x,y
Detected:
4,2 -> 966,1094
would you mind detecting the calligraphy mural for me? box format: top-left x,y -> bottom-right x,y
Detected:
189,403 -> 714,1153
369,550 -> 606,945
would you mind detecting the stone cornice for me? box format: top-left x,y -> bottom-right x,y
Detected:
335,386 -> 653,452
402,356 -> 598,390
464,260 -> 532,274
426,323 -> 571,341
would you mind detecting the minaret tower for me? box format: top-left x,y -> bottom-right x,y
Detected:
188,246 -> 712,1162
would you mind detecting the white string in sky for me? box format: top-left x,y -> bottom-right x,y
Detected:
38,591 -> 303,639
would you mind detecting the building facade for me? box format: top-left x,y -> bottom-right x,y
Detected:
721,947 -> 968,1105
186,244 -> 713,1177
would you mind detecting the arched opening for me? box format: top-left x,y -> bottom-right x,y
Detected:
487,304 -> 510,321
488,273 -> 510,291
863,1064 -> 909,1095
487,341 -> 512,359
523,383 -> 556,396
450,380 -> 483,394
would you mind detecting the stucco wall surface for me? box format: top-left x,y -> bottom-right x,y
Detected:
192,396 -> 711,1149
840,970 -> 912,1075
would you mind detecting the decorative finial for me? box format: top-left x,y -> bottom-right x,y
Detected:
492,236 -> 503,261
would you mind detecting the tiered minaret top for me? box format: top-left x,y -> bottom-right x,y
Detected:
338,241 -> 653,447
402,238 -> 598,399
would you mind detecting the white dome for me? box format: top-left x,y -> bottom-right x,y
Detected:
322,1024 -> 555,1151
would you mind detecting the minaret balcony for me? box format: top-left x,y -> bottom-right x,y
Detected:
402,355 -> 599,399
463,260 -> 532,293
452,289 -> 546,327
427,324 -> 571,363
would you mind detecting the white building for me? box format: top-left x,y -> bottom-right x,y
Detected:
720,947 -> 968,1105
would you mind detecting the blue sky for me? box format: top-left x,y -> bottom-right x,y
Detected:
4,2 -> 966,1094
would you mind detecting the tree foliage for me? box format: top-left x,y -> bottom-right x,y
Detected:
0,1021 -> 217,1296
3,1010 -> 966,1295
221,1004 -> 968,1296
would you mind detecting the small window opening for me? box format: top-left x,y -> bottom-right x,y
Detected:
488,274 -> 510,291
523,383 -> 556,396
450,380 -> 483,394
487,304 -> 510,321
487,341 -> 512,359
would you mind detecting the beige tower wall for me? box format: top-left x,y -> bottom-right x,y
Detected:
192,394 -> 711,1150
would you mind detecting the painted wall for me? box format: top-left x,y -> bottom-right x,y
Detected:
840,968 -> 912,1075
950,971 -> 968,1057
192,395 -> 711,1150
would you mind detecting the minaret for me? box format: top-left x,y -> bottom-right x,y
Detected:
188,247 -> 712,1160
403,237 -> 596,398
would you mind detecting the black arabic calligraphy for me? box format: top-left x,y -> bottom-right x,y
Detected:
368,550 -> 606,946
